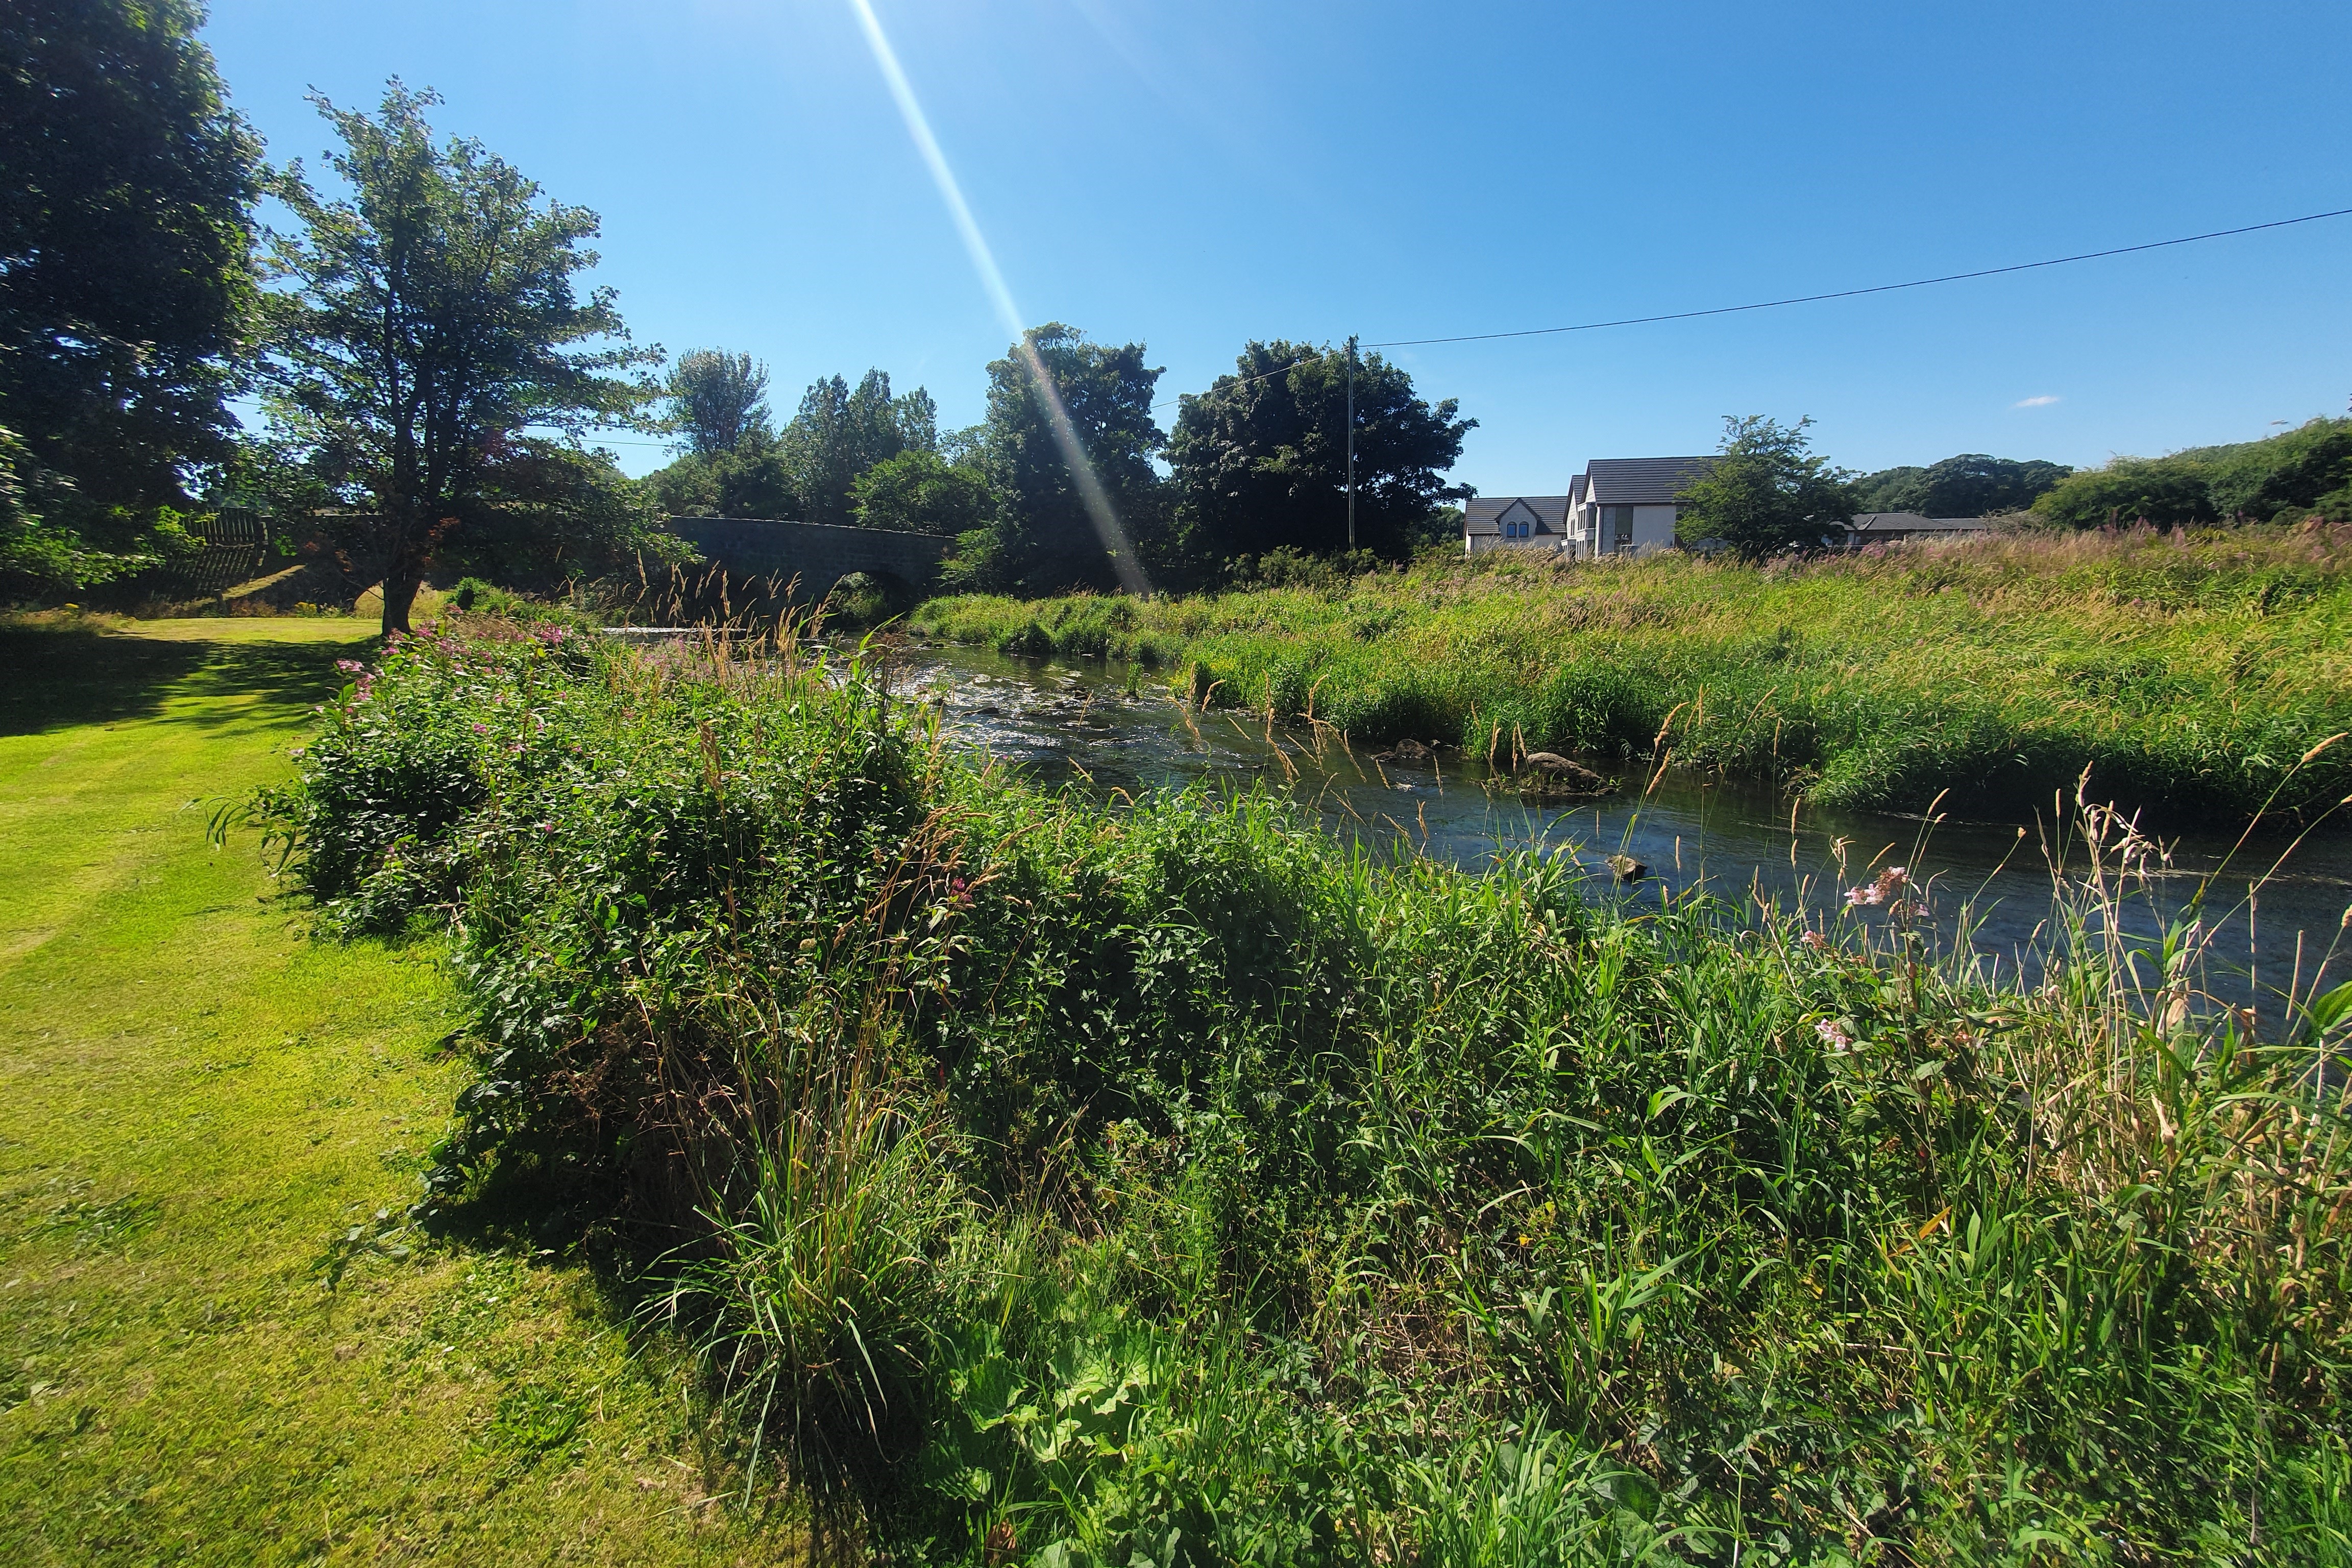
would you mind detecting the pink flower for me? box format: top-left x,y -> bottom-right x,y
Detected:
1800,930 -> 1829,952
1845,866 -> 1918,911
1816,1020 -> 1853,1049
335,658 -> 364,674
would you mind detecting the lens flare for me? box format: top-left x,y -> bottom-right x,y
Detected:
846,0 -> 1150,595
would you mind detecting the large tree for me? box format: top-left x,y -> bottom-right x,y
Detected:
962,324 -> 1164,593
776,369 -> 935,527
666,348 -> 771,457
0,0 -> 261,591
259,83 -> 660,632
1167,339 -> 1473,570
1675,416 -> 1861,560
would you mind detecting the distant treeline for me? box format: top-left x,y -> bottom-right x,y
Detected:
644,332 -> 1474,596
2028,418 -> 2352,528
1852,420 -> 2352,529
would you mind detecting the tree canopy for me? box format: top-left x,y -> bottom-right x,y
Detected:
666,349 -> 771,457
776,370 -> 936,528
2031,420 -> 2351,529
1855,453 -> 2071,516
258,82 -> 662,632
953,325 -> 1165,594
2030,458 -> 2217,529
852,449 -> 995,536
0,0 -> 262,591
2199,418 -> 2352,522
1675,416 -> 1860,560
1166,340 -> 1473,571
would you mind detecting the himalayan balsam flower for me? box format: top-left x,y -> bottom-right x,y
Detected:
1800,929 -> 1829,952
1816,1020 -> 1853,1049
1843,865 -> 1917,911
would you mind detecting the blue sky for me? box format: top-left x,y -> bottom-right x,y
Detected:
203,0 -> 2352,492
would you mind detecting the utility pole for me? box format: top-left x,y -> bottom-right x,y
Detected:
1345,334 -> 1358,552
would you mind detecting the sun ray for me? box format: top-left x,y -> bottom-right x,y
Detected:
846,0 -> 1150,594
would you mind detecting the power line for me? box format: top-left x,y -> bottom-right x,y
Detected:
1361,206 -> 2352,348
1142,205 -> 2350,411
598,207 -> 2352,431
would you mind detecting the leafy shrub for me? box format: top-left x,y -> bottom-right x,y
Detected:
2032,456 -> 2218,528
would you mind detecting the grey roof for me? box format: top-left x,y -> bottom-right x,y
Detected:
1569,473 -> 1587,505
1582,455 -> 1718,505
1849,512 -> 1993,534
1463,495 -> 1572,535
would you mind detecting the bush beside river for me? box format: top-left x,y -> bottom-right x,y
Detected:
910,524 -> 2352,828
258,616 -> 2352,1563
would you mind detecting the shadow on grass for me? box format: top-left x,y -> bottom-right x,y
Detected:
0,625 -> 368,737
175,639 -> 372,732
420,1155 -> 627,1264
0,626 -> 211,736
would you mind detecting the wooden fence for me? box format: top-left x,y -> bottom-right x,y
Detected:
166,509 -> 275,595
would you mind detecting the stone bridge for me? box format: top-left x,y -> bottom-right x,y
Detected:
663,516 -> 951,599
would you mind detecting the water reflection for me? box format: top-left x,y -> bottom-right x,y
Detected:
879,641 -> 2352,1013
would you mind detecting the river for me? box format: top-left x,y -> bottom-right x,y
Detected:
875,640 -> 2352,1017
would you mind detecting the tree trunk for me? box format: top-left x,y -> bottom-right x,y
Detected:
379,502 -> 424,635
380,567 -> 423,636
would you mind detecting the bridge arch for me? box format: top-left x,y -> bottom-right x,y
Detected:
661,517 -> 951,602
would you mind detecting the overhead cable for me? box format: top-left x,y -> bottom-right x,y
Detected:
1359,206 -> 2352,349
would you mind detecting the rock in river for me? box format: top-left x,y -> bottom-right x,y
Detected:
1517,752 -> 1609,798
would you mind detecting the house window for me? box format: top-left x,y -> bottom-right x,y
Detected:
1607,505 -> 1635,551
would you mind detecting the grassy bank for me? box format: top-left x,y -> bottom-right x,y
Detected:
0,618 -> 768,1564
254,615 -> 2352,1563
908,525 -> 2352,827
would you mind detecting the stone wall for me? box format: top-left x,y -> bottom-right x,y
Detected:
662,516 -> 950,598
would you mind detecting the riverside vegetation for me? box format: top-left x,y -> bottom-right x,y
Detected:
243,606 -> 2352,1564
909,524 -> 2352,830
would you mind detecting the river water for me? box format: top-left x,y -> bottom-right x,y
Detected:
877,641 -> 2352,1015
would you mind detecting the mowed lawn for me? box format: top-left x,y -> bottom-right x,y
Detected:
0,619 -> 773,1565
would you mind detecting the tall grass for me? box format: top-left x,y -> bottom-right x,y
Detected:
910,523 -> 2352,828
252,610 -> 2352,1563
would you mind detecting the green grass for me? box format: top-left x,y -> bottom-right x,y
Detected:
908,525 -> 2352,828
0,617 -> 778,1565
254,614 -> 2352,1564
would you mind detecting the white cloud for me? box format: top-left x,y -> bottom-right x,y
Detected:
2014,395 -> 2062,408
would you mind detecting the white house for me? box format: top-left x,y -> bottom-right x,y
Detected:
1461,493 -> 1574,555
1567,456 -> 1718,556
